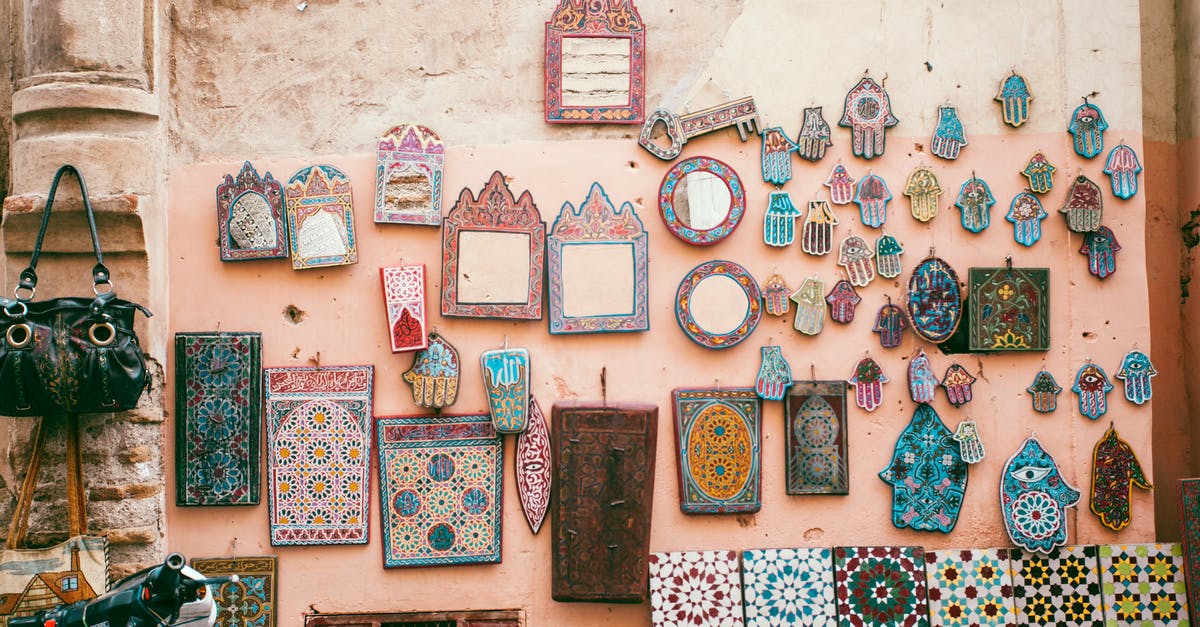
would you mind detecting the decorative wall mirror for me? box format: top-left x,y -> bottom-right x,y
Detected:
549,182 -> 649,334
216,161 -> 288,261
675,260 -> 762,349
659,157 -> 746,245
544,0 -> 645,124
441,171 -> 545,319
374,124 -> 444,225
285,165 -> 358,270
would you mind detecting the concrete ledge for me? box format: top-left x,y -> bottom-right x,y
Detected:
13,82 -> 159,119
2,193 -> 146,254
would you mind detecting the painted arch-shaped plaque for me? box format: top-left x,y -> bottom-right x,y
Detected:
968,266 -> 1049,351
216,161 -> 288,261
549,182 -> 649,334
374,124 -> 444,226
545,0 -> 645,124
906,257 -> 962,344
285,165 -> 358,270
672,388 -> 762,514
441,171 -> 546,319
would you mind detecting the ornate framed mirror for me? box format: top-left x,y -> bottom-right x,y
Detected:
544,0 -> 645,124
658,157 -> 746,246
675,260 -> 762,349
284,164 -> 358,270
215,161 -> 288,261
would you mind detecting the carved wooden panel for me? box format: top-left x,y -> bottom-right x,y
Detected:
551,402 -> 657,603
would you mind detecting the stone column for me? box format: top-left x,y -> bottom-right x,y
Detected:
0,0 -> 167,580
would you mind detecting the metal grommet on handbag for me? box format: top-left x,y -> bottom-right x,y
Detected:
5,323 -> 33,349
88,321 -> 116,347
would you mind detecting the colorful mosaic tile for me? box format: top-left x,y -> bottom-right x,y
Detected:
834,546 -> 929,627
191,556 -> 277,627
376,414 -> 503,567
175,332 -> 261,506
1010,545 -> 1103,626
925,548 -> 1016,627
742,547 -> 835,626
650,550 -> 743,627
264,366 -> 373,546
1180,479 -> 1200,624
1099,543 -> 1190,626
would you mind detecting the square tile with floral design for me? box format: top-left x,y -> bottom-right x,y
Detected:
1098,543 -> 1190,626
1010,545 -> 1103,626
834,546 -> 929,627
925,548 -> 1016,626
650,550 -> 743,627
742,547 -> 835,625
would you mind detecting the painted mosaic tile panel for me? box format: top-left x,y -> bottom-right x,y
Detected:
650,550 -> 744,627
1010,546 -> 1103,626
834,546 -> 929,627
672,388 -> 762,514
784,381 -> 848,495
1099,543 -> 1190,626
191,556 -> 277,627
175,332 -> 261,506
925,548 -> 1016,626
377,414 -> 503,567
1181,479 -> 1200,626
742,547 -> 835,626
264,366 -> 373,546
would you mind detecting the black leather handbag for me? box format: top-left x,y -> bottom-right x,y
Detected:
0,165 -> 152,416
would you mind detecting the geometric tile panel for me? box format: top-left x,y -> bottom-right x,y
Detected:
1098,543 -> 1191,626
742,547 -> 835,626
191,556 -> 277,627
834,546 -> 930,627
650,550 -> 744,627
376,414 -> 503,567
1010,545 -> 1104,626
925,548 -> 1017,626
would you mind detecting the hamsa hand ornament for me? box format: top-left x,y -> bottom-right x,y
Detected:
848,357 -> 888,412
825,163 -> 855,205
873,302 -> 908,349
996,72 -> 1034,127
1080,226 -> 1121,279
826,279 -> 862,324
953,420 -> 986,464
838,235 -> 876,287
1068,100 -> 1109,158
855,173 -> 892,228
941,364 -> 977,407
1007,192 -> 1048,247
762,274 -> 791,317
756,345 -> 793,401
760,127 -> 798,185
1073,362 -> 1114,420
879,403 -> 968,533
955,176 -> 995,233
802,200 -> 839,256
1027,369 -> 1063,413
1090,424 -> 1151,531
797,106 -> 833,161
1021,152 -> 1056,194
763,191 -> 802,247
930,105 -> 967,160
908,348 -> 938,403
904,166 -> 943,223
875,234 -> 904,278
1060,175 -> 1104,233
1104,143 -> 1142,200
1001,436 -> 1080,552
1116,350 -> 1156,405
481,347 -> 531,433
791,276 -> 827,336
839,77 -> 898,159
403,333 -> 460,410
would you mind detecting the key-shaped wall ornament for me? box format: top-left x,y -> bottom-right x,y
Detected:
875,234 -> 904,278
848,356 -> 888,412
854,173 -> 891,228
954,176 -> 995,233
904,165 -> 943,223
1104,143 -> 1142,200
802,199 -> 839,256
825,163 -> 855,205
1080,226 -> 1121,279
1007,191 -> 1048,247
797,106 -> 833,161
638,96 -> 761,161
838,76 -> 898,160
481,346 -> 531,434
838,235 -> 876,287
763,191 -> 802,247
995,71 -> 1034,127
1021,151 -> 1057,194
791,276 -> 827,336
930,104 -> 967,160
1068,99 -> 1109,158
760,126 -> 798,185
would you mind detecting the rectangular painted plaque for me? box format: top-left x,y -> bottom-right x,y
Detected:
784,380 -> 848,495
175,332 -> 261,506
968,266 -> 1050,351
191,556 -> 277,627
552,402 -> 657,602
672,388 -> 761,514
380,264 -> 428,353
1180,479 -> 1200,625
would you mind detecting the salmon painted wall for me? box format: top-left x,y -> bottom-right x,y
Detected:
162,1 -> 1160,624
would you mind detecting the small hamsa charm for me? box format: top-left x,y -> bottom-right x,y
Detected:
1006,192 -> 1048,247
761,274 -> 791,317
930,104 -> 967,160
403,333 -> 461,410
755,345 -> 793,401
955,176 -> 995,233
838,235 -> 876,287
953,419 -> 986,464
1073,362 -> 1114,420
763,191 -> 802,247
873,301 -> 908,349
825,279 -> 861,324
855,173 -> 892,228
941,363 -> 977,407
848,356 -> 888,412
1021,152 -> 1057,194
802,199 -> 839,256
791,276 -> 827,336
1068,99 -> 1109,158
1104,143 -> 1142,200
1060,175 -> 1104,233
904,166 -> 943,223
1080,226 -> 1121,279
908,348 -> 938,403
825,163 -> 855,205
875,234 -> 904,279
760,127 -> 798,185
1027,369 -> 1063,413
1115,349 -> 1156,405
995,72 -> 1033,127
797,106 -> 833,162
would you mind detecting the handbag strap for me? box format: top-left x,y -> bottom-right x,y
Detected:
5,417 -> 45,549
15,165 -> 111,302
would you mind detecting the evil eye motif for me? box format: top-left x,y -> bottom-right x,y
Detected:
1009,465 -> 1052,484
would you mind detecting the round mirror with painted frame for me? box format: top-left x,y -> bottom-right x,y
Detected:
675,259 -> 762,349
658,156 -> 746,245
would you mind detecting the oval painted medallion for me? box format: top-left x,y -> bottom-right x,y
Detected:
905,257 -> 963,343
685,403 -> 754,501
